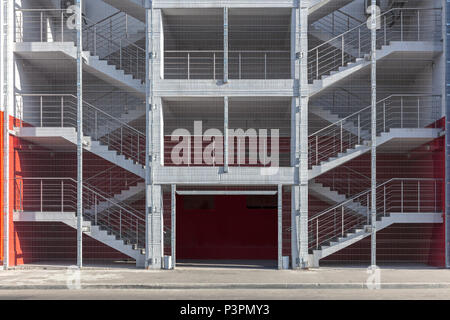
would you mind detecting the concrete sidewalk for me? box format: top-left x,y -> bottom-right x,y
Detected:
0,265 -> 449,290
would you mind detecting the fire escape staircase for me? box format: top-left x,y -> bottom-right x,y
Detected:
309,178 -> 443,267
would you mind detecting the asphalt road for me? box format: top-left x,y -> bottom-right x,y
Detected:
1,288 -> 450,300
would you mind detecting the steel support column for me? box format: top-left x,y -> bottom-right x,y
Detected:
145,1 -> 162,270
370,0 -> 377,268
224,7 -> 228,83
224,96 -> 229,172
76,0 -> 83,268
171,184 -> 176,269
445,0 -> 450,269
298,0 -> 309,269
1,0 -> 11,269
278,184 -> 283,269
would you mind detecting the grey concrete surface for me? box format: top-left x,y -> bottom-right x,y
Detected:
1,288 -> 450,300
0,263 -> 449,291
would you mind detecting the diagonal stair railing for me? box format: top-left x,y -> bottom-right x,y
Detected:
308,94 -> 441,169
14,177 -> 147,250
308,7 -> 442,83
15,9 -> 145,83
308,178 -> 443,251
16,94 -> 146,166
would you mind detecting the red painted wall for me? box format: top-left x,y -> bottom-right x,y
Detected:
177,194 -> 277,260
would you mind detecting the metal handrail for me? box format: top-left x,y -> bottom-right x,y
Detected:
309,94 -> 440,137
17,93 -> 144,136
310,178 -> 442,221
309,7 -> 441,53
14,177 -> 145,223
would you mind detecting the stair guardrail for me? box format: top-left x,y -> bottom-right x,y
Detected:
164,50 -> 291,80
311,9 -> 363,38
308,94 -> 441,168
16,94 -> 146,165
308,7 -> 442,83
308,178 -> 443,251
14,177 -> 146,249
15,9 -> 145,83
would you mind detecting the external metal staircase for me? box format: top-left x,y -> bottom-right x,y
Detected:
308,7 -> 442,97
309,178 -> 443,267
308,94 -> 442,179
14,94 -> 146,178
310,180 -> 368,216
13,178 -> 148,267
15,9 -> 146,96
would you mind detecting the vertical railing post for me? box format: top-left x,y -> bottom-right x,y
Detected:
61,180 -> 64,212
358,28 -> 361,57
315,135 -> 318,165
61,10 -> 64,42
341,35 -> 344,66
434,180 -> 437,212
94,194 -> 97,225
358,113 -> 361,144
61,96 -> 64,127
94,110 -> 97,139
125,14 -> 128,38
418,180 -> 420,212
120,39 -> 122,70
400,11 -> 403,41
340,121 -> 343,153
417,10 -> 420,41
40,179 -> 43,212
341,206 -> 344,237
40,96 -> 43,127
40,11 -> 43,42
316,219 -> 319,249
400,96 -> 403,128
417,97 -> 420,128
367,193 -> 370,224
264,53 -> 267,80
94,26 -> 97,56
316,49 -> 319,79
401,180 -> 404,213
239,52 -> 242,79
383,101 -> 386,132
383,185 -> 386,216
119,209 -> 122,239
384,16 -> 386,45
213,52 -> 216,80
187,52 -> 190,79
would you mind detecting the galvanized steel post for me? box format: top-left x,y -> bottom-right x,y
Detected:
76,0 -> 83,269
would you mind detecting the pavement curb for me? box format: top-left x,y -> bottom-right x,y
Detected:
1,283 -> 450,290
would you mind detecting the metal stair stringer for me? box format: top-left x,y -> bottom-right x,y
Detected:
309,41 -> 441,98
310,105 -> 370,138
309,180 -> 368,217
85,182 -> 145,216
13,211 -> 146,267
309,127 -> 441,180
310,212 -> 443,267
14,42 -> 145,98
14,127 -> 145,179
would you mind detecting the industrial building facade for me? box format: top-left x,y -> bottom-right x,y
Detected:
0,0 -> 449,269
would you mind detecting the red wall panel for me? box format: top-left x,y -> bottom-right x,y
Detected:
177,194 -> 277,260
